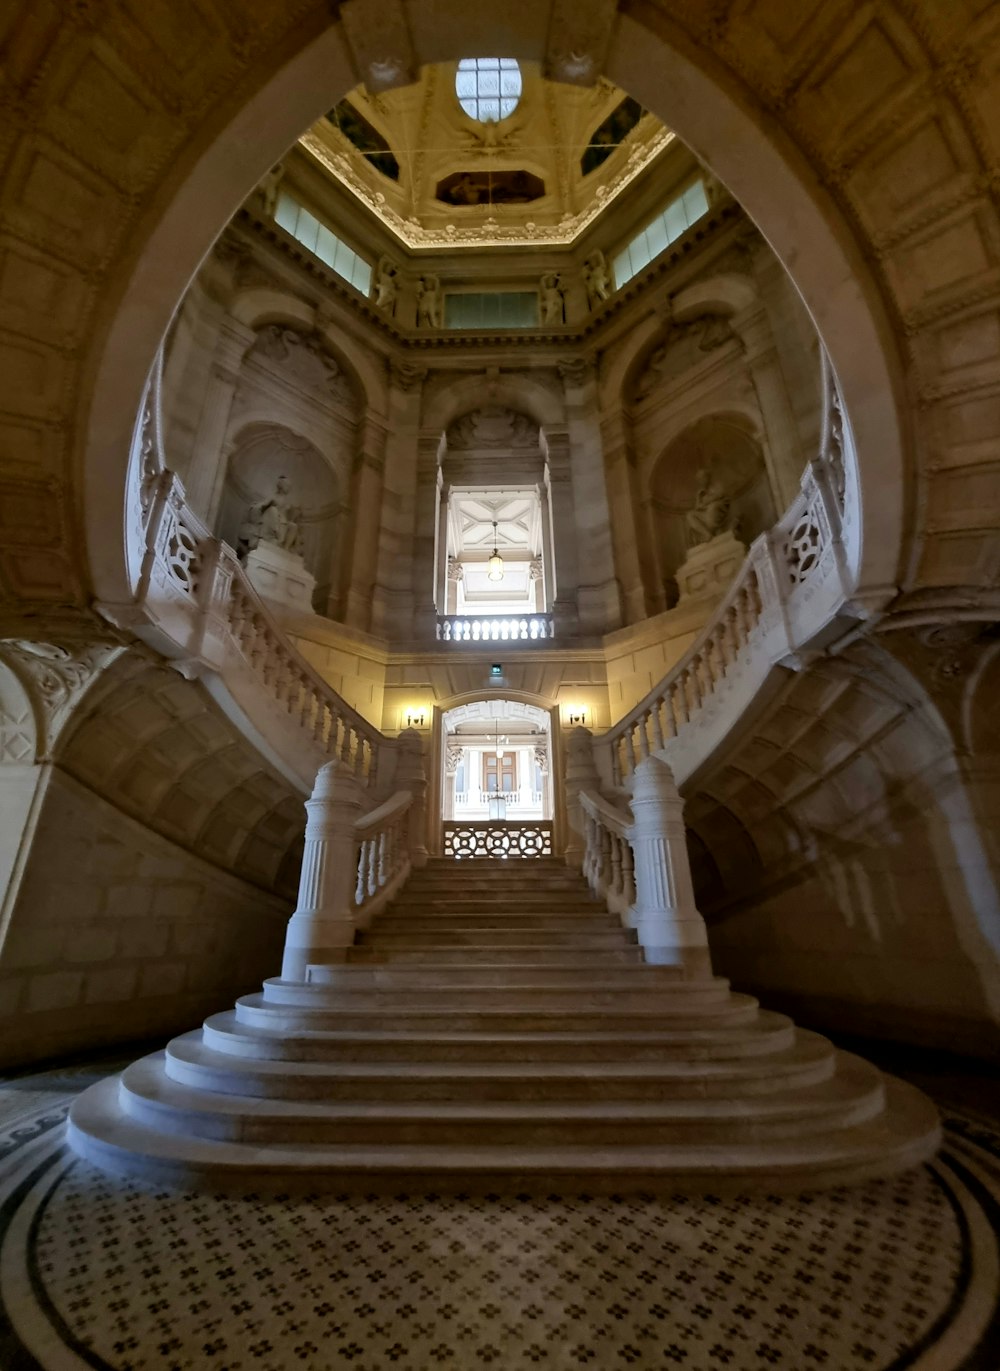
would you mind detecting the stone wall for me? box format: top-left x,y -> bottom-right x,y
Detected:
0,769 -> 288,1070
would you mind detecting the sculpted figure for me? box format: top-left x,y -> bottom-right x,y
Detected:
416,275 -> 442,328
239,474 -> 304,558
373,257 -> 398,315
582,250 -> 611,310
685,466 -> 731,546
540,272 -> 564,326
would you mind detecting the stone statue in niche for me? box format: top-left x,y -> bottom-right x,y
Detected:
239,474 -> 305,559
582,250 -> 611,310
540,272 -> 565,325
373,256 -> 399,315
416,275 -> 442,328
685,466 -> 733,546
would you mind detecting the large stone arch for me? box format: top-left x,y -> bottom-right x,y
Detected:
59,1 -> 927,625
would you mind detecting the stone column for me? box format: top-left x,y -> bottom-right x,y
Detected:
372,362 -> 425,638
342,412 -> 387,631
600,405 -> 659,623
281,762 -> 365,980
446,557 -> 463,615
543,431 -> 580,637
732,303 -> 805,510
185,318 -> 255,524
628,756 -> 711,975
412,435 -> 443,638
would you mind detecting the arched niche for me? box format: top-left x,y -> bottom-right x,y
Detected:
650,414 -> 774,602
219,423 -> 343,613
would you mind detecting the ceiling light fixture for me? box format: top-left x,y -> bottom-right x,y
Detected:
487,521 -> 504,582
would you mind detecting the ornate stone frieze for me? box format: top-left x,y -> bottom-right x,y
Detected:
634,316 -> 738,399
556,357 -> 594,388
249,325 -> 355,407
446,408 -> 539,450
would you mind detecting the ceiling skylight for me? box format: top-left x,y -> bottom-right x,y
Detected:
456,58 -> 522,123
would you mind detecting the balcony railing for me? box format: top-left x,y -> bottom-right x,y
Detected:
437,614 -> 554,642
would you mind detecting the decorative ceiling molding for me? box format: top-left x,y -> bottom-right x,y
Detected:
339,0 -> 416,94
299,124 -> 674,249
544,0 -> 620,87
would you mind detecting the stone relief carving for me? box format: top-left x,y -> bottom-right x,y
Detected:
544,0 -> 618,85
256,162 -> 284,217
388,360 -> 427,392
250,325 -> 354,406
540,272 -> 565,325
635,315 -> 736,399
447,556 -> 465,583
685,467 -> 733,547
238,475 -> 305,559
339,0 -> 416,93
529,556 -> 544,582
0,640 -> 122,754
416,275 -> 443,329
445,745 -> 464,776
582,250 -> 611,310
373,256 -> 399,315
557,356 -> 594,387
446,407 -> 539,450
533,744 -> 549,773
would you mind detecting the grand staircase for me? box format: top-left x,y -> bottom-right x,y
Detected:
69,858 -> 940,1190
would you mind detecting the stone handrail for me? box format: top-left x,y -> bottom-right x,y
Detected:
596,355 -> 853,794
109,351 -> 393,798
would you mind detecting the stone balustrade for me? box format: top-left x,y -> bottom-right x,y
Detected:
436,615 -> 554,642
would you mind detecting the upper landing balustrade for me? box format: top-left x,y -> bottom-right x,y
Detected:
436,615 -> 554,643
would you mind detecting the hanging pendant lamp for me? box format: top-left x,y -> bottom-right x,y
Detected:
487,520 -> 504,582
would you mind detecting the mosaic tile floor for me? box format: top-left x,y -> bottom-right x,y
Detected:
0,1051 -> 998,1370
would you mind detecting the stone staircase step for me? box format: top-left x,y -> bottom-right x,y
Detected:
119,1050 -> 886,1147
267,973 -> 728,1004
343,949 -> 645,970
164,1031 -> 836,1102
201,1009 -> 798,1063
68,1075 -> 941,1193
356,927 -> 633,946
233,993 -> 763,1035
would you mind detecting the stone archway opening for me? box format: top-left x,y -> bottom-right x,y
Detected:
440,698 -> 554,858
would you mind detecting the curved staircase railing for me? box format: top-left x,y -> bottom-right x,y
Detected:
596,355 -> 857,794
102,350 -> 395,798
104,346 -> 859,824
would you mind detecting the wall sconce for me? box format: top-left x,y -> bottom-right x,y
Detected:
404,708 -> 428,729
567,707 -> 588,726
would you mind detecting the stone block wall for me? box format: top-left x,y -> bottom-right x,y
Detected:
0,770 -> 289,1070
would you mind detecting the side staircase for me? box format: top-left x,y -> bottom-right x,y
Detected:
69,858 -> 940,1190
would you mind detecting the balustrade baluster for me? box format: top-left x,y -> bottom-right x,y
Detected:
624,730 -> 637,777
355,841 -> 368,906
637,714 -> 650,760
353,733 -> 366,779
673,678 -> 689,726
611,746 -> 622,789
650,701 -> 665,750
599,825 -> 613,898
621,839 -> 636,906
610,832 -> 623,898
340,722 -> 353,766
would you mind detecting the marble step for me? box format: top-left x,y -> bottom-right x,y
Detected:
372,913 -> 623,931
163,1031 -> 837,1102
275,972 -> 727,1002
116,1051 -> 887,1147
344,948 -> 645,968
357,925 -> 631,945
233,992 -> 762,1035
393,897 -> 600,912
202,1009 -> 798,1063
68,1074 -> 940,1193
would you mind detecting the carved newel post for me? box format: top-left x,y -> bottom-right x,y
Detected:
281,761 -> 365,980
628,755 -> 711,974
395,727 -> 429,868
564,727 -> 601,869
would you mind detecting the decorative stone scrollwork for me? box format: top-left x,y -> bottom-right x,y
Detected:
446,407 -> 539,449
447,557 -> 465,583
533,744 -> 549,773
389,360 -> 428,391
0,640 -> 122,754
443,821 -> 553,859
158,493 -> 201,594
784,514 -> 823,585
556,356 -> 593,387
250,325 -> 354,407
445,745 -> 464,776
